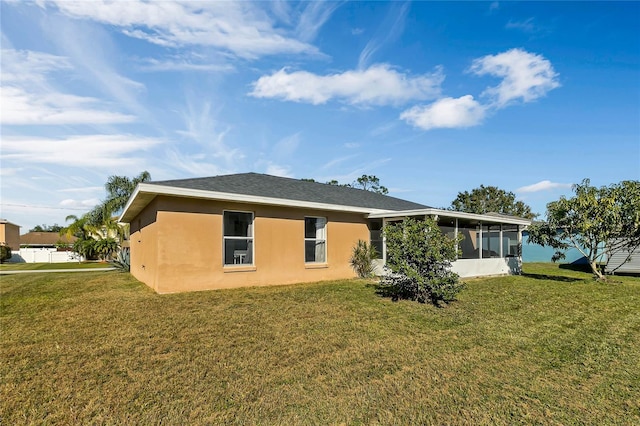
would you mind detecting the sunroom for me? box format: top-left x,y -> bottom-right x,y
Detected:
367,209 -> 531,278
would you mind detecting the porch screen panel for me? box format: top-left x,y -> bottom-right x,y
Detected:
502,225 -> 519,257
483,225 -> 501,258
369,219 -> 383,259
458,222 -> 479,259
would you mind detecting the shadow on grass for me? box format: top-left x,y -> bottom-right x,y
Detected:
559,263 -> 594,273
370,281 -> 455,308
520,272 -> 588,283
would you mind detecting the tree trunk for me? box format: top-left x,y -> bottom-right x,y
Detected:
590,260 -> 605,280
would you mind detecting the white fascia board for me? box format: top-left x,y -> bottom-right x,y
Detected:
119,183 -> 391,223
367,208 -> 532,225
118,184 -> 144,223
0,219 -> 21,227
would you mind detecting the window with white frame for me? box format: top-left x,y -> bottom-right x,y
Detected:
304,217 -> 326,263
223,211 -> 253,265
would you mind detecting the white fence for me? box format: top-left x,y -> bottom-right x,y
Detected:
11,248 -> 83,263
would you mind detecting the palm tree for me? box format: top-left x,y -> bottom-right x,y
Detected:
62,172 -> 151,262
104,171 -> 151,214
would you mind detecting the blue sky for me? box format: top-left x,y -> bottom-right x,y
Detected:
1,1 -> 639,231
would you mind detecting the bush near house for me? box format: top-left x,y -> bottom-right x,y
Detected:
379,217 -> 464,305
349,239 -> 378,278
0,245 -> 11,263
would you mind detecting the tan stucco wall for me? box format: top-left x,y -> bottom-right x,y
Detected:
1,223 -> 21,250
129,199 -> 160,291
129,196 -> 369,293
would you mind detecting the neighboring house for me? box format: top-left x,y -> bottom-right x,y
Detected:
17,232 -> 79,263
119,173 -> 531,294
20,231 -> 77,248
0,219 -> 21,250
606,242 -> 640,274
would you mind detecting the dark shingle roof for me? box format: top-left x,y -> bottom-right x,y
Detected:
149,173 -> 429,211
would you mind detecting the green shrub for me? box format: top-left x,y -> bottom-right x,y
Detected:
94,238 -> 119,261
0,245 -> 12,263
350,240 -> 378,278
73,238 -> 98,260
378,217 -> 464,305
110,248 -> 130,272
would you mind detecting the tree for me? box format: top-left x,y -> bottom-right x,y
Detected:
94,237 -> 119,261
451,185 -> 536,219
104,171 -> 151,214
302,175 -> 389,194
352,175 -> 388,194
527,179 -> 640,280
30,224 -> 63,232
60,172 -> 150,261
71,238 -> 97,261
62,214 -> 99,260
378,217 -> 464,305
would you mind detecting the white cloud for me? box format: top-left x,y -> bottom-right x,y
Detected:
517,180 -> 572,193
175,100 -> 241,166
250,64 -> 444,106
265,163 -> 292,177
1,48 -> 70,83
400,95 -> 486,130
162,149 -> 231,178
470,48 -> 560,107
295,1 -> 341,42
272,133 -> 301,159
0,134 -> 163,168
58,186 -> 103,193
506,18 -> 536,33
321,155 -> 357,170
358,2 -> 409,69
39,17 -> 150,122
45,0 -> 320,60
1,49 -> 136,125
59,198 -> 101,208
0,167 -> 23,177
137,57 -> 235,73
1,86 -> 135,125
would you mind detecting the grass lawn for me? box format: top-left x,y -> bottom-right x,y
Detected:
0,262 -> 112,271
1,264 -> 639,424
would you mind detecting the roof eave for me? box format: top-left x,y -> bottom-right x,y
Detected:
119,183 -> 393,223
367,208 -> 532,225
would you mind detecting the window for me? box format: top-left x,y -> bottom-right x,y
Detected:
305,217 -> 326,263
223,211 -> 253,265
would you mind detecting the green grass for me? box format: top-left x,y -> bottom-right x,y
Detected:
1,264 -> 639,424
0,262 -> 111,271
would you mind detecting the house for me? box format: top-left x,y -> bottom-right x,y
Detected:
20,231 -> 77,248
119,173 -> 531,294
16,232 -> 78,263
606,241 -> 640,275
0,219 -> 21,250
